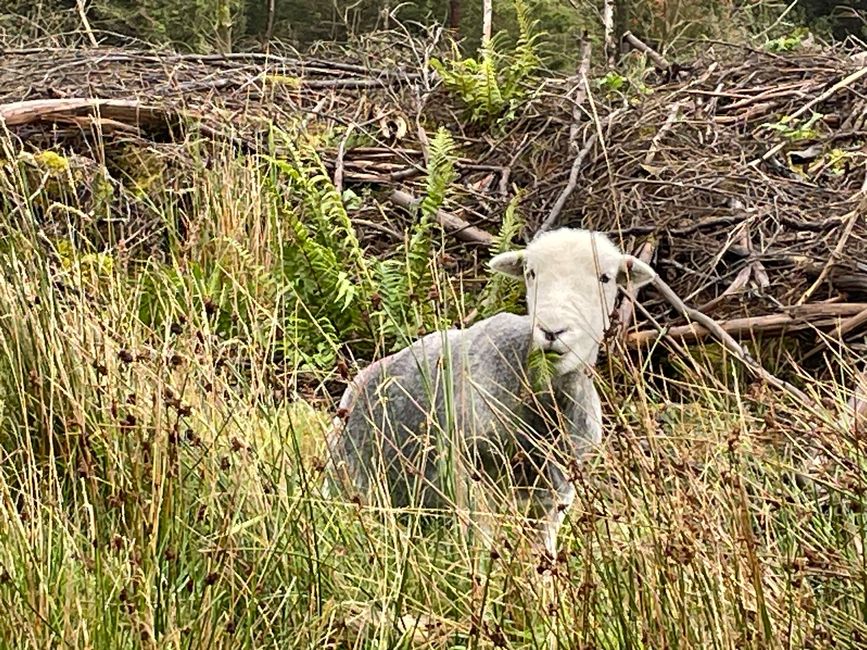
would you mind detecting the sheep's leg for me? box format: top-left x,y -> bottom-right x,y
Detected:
526,489 -> 576,650
530,483 -> 575,557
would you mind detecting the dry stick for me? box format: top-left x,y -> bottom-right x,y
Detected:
569,38 -> 592,150
622,31 -> 670,70
76,0 -> 98,47
618,239 -> 656,335
627,304 -> 867,345
333,124 -> 355,195
643,101 -> 681,166
637,275 -> 814,405
802,305 -> 867,361
797,189 -> 867,305
753,65 -> 867,164
389,189 -> 493,246
0,98 -> 180,128
538,133 -> 597,232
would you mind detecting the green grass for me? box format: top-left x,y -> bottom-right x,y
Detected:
0,131 -> 866,650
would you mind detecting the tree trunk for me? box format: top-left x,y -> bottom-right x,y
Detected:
482,0 -> 492,45
614,0 -> 630,56
264,0 -> 276,47
602,0 -> 615,66
448,0 -> 461,34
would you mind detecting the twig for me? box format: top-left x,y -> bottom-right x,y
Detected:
76,0 -> 99,47
389,189 -> 493,245
802,305 -> 867,360
643,101 -> 681,166
334,124 -> 355,195
622,31 -> 670,70
753,65 -> 867,164
637,275 -> 815,405
618,239 -> 656,335
797,193 -> 866,304
569,37 -> 592,151
537,132 -> 598,233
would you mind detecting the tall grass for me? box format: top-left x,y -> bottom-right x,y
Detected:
0,130 -> 866,650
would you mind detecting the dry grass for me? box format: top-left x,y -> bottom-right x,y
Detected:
1,112 -> 867,650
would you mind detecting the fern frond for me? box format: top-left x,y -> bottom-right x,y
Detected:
527,347 -> 559,392
479,191 -> 526,317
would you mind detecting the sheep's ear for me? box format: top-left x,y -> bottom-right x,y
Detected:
489,250 -> 525,277
616,255 -> 656,288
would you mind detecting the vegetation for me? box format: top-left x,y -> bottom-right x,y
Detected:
4,0 -> 865,67
2,1 -> 867,649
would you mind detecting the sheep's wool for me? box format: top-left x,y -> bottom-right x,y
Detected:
328,227 -> 655,551
329,312 -> 601,512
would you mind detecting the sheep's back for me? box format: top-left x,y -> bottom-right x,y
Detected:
332,312 -> 534,507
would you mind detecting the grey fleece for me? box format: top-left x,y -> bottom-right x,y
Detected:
329,312 -> 601,512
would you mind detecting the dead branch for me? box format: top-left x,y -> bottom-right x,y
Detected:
75,0 -> 98,47
754,65 -> 867,164
622,31 -> 670,70
637,275 -> 819,405
643,101 -> 681,166
538,132 -> 598,233
629,303 -> 867,345
569,37 -> 592,150
334,124 -> 355,195
802,305 -> 867,360
389,189 -> 493,245
618,239 -> 656,335
798,193 -> 867,304
0,98 -> 182,129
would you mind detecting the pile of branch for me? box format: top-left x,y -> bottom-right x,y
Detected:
2,41 -> 866,361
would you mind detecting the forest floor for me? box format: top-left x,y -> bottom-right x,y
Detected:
0,31 -> 866,649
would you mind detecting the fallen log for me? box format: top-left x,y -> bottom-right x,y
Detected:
0,98 -> 184,129
626,302 -> 867,346
389,189 -> 494,246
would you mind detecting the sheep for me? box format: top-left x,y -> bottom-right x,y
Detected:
326,227 -> 656,554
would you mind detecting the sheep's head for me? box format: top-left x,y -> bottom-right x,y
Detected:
489,228 -> 655,374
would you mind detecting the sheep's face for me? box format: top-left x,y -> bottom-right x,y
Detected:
489,228 -> 655,374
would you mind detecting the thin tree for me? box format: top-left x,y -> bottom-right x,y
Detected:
448,0 -> 461,34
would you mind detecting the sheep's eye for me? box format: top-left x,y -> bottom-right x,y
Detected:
599,273 -> 611,284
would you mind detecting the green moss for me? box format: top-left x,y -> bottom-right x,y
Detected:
32,150 -> 71,175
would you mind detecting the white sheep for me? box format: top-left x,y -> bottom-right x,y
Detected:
326,228 -> 656,554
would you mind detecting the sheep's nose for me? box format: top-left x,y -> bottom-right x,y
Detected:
539,327 -> 566,343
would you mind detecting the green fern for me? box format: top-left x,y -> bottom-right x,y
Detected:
431,0 -> 544,126
527,347 -> 559,392
374,128 -> 458,348
478,190 -> 526,317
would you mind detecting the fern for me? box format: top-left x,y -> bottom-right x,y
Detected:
527,347 -> 559,392
503,0 -> 544,102
374,128 -> 458,348
430,0 -> 544,126
478,191 -> 526,317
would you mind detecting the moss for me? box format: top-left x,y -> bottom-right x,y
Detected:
32,150 -> 71,175
262,74 -> 301,88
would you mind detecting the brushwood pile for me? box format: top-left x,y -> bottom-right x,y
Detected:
2,39 -> 866,359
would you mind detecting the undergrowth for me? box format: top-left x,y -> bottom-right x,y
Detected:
0,124 -> 866,650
